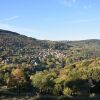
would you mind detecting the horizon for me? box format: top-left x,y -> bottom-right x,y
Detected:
0,28 -> 100,41
0,0 -> 100,40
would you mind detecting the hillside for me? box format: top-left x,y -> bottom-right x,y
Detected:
0,29 -> 71,50
0,29 -> 41,48
0,29 -> 100,50
62,39 -> 100,49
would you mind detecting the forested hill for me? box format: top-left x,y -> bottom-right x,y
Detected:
0,29 -> 40,48
0,29 -> 70,50
61,39 -> 100,48
0,29 -> 100,50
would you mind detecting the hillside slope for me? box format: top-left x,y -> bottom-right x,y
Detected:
0,29 -> 71,50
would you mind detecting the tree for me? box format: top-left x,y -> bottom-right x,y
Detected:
31,71 -> 57,94
7,67 -> 27,91
53,84 -> 63,95
63,87 -> 73,96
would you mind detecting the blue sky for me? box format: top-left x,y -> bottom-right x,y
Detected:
0,0 -> 100,40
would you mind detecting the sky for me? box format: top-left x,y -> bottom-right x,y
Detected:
0,0 -> 100,40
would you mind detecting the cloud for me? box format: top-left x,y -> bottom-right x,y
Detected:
0,22 -> 57,40
68,17 -> 100,24
59,0 -> 93,9
59,0 -> 77,7
0,22 -> 40,37
0,16 -> 19,22
83,5 -> 92,9
4,16 -> 19,21
83,0 -> 93,9
64,0 -> 76,3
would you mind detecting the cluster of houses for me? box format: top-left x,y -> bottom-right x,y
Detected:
0,48 -> 69,71
22,48 -> 68,65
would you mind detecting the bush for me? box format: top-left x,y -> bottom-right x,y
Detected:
63,87 -> 73,96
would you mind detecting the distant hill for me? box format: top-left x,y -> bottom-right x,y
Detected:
0,29 -> 100,50
61,39 -> 100,47
0,29 -> 38,48
0,29 -> 71,50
